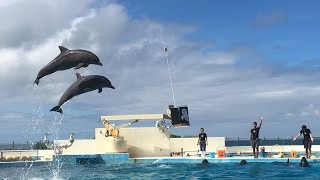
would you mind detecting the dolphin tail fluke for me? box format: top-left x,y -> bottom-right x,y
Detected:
34,79 -> 40,85
50,106 -> 63,114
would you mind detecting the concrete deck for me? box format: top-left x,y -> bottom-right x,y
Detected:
1,155 -> 319,166
131,156 -> 319,164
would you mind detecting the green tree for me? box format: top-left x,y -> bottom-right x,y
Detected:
170,134 -> 181,138
32,141 -> 49,150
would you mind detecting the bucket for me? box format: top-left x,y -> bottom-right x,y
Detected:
290,150 -> 297,158
259,152 -> 266,157
209,152 -> 215,158
171,106 -> 190,127
218,150 -> 226,158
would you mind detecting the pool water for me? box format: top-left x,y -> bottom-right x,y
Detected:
0,162 -> 319,179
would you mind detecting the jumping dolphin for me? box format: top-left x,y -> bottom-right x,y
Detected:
34,46 -> 103,85
50,73 -> 115,114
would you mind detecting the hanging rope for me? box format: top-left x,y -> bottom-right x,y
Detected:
164,47 -> 176,107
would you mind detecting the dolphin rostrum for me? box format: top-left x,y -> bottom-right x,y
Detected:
34,46 -> 103,85
50,73 -> 115,114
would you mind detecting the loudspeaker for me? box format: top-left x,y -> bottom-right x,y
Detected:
170,106 -> 190,127
179,106 -> 190,126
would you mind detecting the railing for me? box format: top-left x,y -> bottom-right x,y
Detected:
0,143 -> 32,150
225,137 -> 320,147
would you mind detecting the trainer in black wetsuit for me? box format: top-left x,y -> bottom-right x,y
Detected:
250,117 -> 263,158
293,125 -> 314,158
197,128 -> 208,158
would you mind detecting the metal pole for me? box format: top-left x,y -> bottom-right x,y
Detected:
164,47 -> 176,107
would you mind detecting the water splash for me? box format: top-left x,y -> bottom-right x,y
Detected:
25,78 -> 68,179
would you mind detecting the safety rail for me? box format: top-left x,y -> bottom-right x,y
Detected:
225,137 -> 320,146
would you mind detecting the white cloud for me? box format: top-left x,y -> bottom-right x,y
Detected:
0,0 -> 94,48
206,52 -> 236,65
0,0 -> 22,7
253,89 -> 294,98
299,104 -> 320,118
253,11 -> 288,28
0,1 -> 320,142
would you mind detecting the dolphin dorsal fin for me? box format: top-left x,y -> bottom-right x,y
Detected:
59,46 -> 69,53
76,73 -> 82,79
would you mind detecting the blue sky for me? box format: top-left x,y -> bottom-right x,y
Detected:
0,0 -> 320,143
121,0 -> 320,63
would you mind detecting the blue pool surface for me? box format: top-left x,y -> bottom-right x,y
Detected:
0,159 -> 319,179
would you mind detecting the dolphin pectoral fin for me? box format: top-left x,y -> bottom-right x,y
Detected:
74,63 -> 84,70
98,88 -> 102,93
76,73 -> 82,79
50,106 -> 63,114
58,46 -> 69,53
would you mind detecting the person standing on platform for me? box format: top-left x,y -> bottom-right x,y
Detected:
293,125 -> 314,158
250,117 -> 263,158
197,128 -> 208,158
